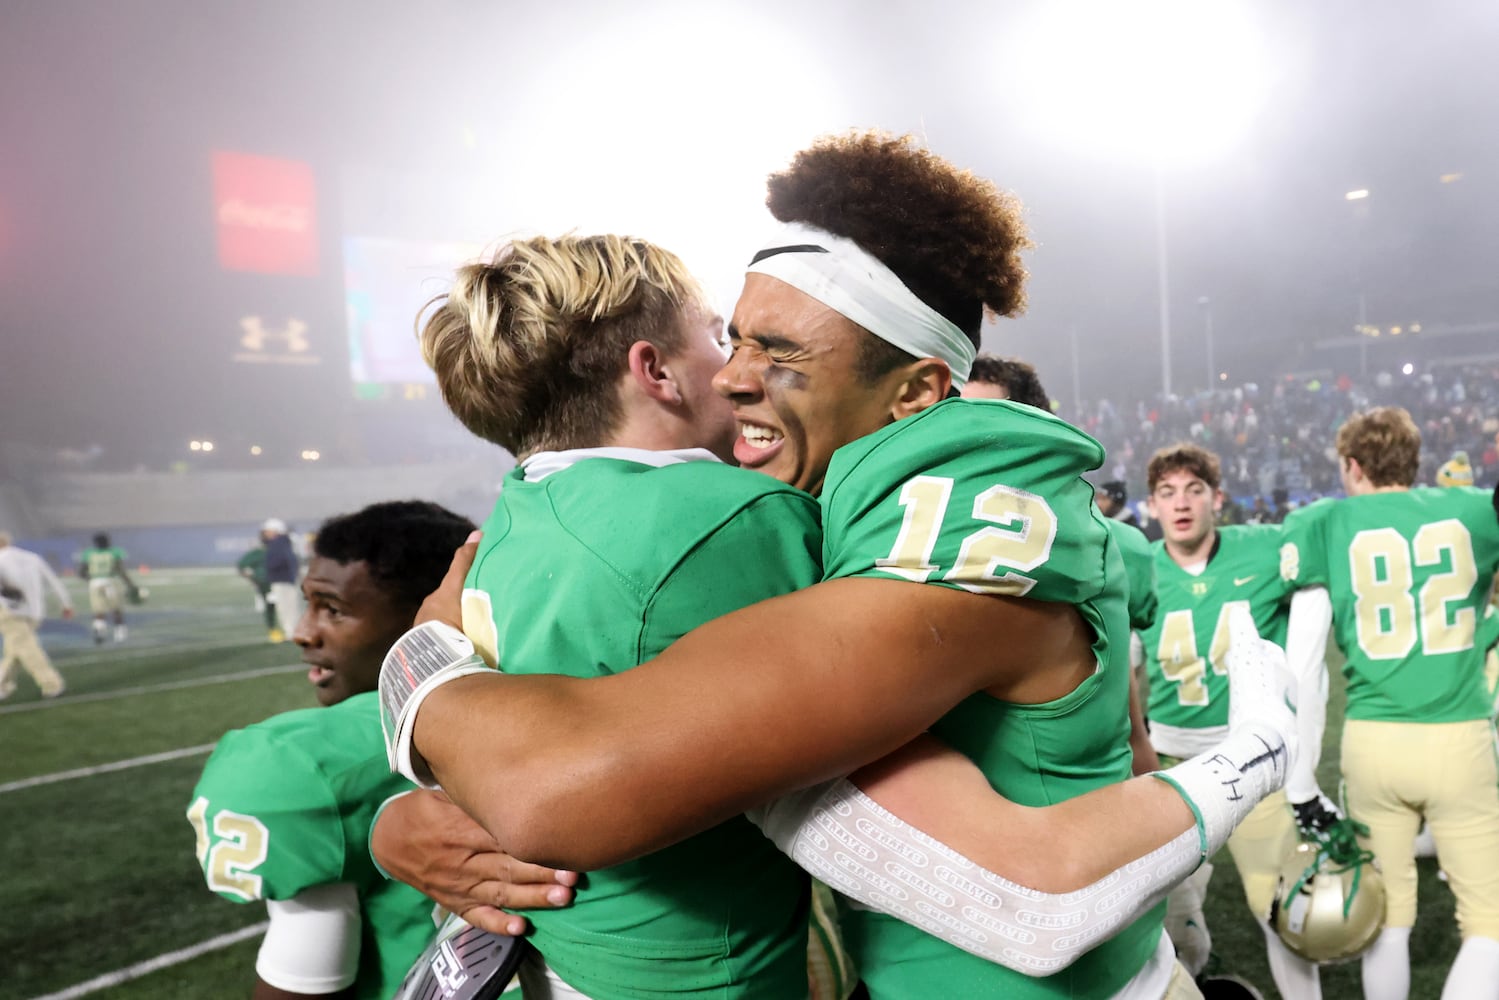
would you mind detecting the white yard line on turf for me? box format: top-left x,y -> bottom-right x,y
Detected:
28,921 -> 270,1000
0,664 -> 305,716
0,743 -> 219,795
55,634 -> 268,669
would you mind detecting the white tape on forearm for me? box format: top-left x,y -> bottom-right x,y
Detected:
378,621 -> 490,785
1154,720 -> 1289,859
747,780 -> 1200,976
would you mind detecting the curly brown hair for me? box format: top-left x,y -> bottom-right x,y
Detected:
765,131 -> 1031,379
1336,407 -> 1421,487
1147,443 -> 1222,493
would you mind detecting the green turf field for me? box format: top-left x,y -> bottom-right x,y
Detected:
0,570 -> 1466,998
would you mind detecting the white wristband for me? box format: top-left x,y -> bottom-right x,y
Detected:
378,621 -> 490,785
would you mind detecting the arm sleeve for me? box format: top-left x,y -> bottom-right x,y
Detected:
747,779 -> 1199,977
1283,587 -> 1332,804
36,557 -> 72,612
256,882 -> 362,995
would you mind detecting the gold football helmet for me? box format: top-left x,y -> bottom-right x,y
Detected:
1271,835 -> 1385,963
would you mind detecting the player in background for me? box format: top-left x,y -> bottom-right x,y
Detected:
79,531 -> 134,643
1139,444 -> 1323,998
262,518 -> 300,643
959,354 -> 1158,774
185,500 -> 534,1000
0,530 -> 74,699
238,526 -> 278,634
1281,407 -> 1499,1000
385,133 -> 1303,998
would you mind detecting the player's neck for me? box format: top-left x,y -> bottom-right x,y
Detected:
1349,483 -> 1411,496
1165,529 -> 1217,568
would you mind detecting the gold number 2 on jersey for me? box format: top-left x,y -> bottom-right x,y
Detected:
186,796 -> 270,901
1348,520 -> 1478,660
875,475 -> 1059,596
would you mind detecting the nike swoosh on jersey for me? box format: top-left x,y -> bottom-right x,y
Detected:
1234,576 -> 1257,586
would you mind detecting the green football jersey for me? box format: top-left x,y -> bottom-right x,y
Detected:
819,398 -> 1163,1000
1280,487 -> 1499,722
187,692 -> 432,1000
1138,524 -> 1292,734
1107,517 -> 1157,631
81,546 -> 126,579
237,546 -> 268,585
463,455 -> 822,1000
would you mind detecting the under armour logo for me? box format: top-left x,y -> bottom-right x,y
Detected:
239,316 -> 310,353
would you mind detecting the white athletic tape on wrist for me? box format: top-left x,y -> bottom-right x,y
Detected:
747,779 -> 1200,976
1154,720 -> 1289,860
378,621 -> 490,786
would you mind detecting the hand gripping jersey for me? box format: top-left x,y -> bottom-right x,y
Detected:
1280,486 -> 1499,723
1138,524 -> 1293,750
187,692 -> 433,1000
818,399 -> 1164,999
463,456 -> 823,1000
81,545 -> 126,579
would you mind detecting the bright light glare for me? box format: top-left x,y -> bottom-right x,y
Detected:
201,441 -> 214,452
301,450 -> 320,462
1401,363 -> 1415,375
189,440 -> 201,451
250,445 -> 262,456
1009,0 -> 1268,166
1345,189 -> 1370,201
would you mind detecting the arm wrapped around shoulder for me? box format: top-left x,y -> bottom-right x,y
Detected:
379,621 -> 493,785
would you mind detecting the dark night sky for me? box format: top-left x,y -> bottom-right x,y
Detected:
2,0 -> 1496,466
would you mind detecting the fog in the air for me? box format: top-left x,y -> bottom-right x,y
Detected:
2,0 -> 1496,471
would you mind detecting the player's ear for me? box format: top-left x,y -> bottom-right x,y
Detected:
626,340 -> 682,405
889,359 -> 952,419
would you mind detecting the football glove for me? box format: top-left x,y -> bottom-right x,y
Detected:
1292,793 -> 1345,841
395,912 -> 528,1000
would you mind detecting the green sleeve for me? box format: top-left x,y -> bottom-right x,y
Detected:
188,726 -> 344,904
1108,519 -> 1157,630
640,491 -> 823,659
1279,501 -> 1330,589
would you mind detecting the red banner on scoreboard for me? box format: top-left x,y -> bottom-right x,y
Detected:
212,152 -> 318,276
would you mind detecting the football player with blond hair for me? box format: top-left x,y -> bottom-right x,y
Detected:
1281,407 -> 1499,1000
379,134 -> 1305,999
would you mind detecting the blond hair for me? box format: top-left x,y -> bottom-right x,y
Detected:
419,235 -> 710,457
1336,407 -> 1421,488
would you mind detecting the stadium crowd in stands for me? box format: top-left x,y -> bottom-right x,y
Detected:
1071,364 -> 1499,524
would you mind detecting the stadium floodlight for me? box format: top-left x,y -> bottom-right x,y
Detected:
1346,189 -> 1371,201
1007,0 -> 1267,397
1008,0 -> 1269,167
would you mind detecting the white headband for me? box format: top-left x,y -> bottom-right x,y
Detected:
746,222 -> 976,388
